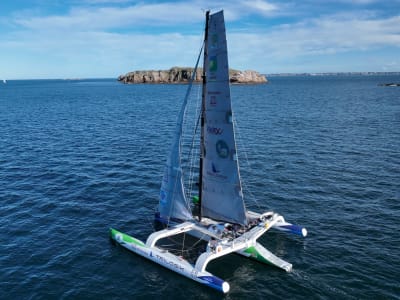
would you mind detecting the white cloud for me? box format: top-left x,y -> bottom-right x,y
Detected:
1,1 -> 400,78
228,14 -> 400,59
80,0 -> 132,3
11,1 -> 283,31
11,2 -> 210,31
242,0 -> 278,14
0,28 -> 204,78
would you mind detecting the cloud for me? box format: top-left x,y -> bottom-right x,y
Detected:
0,28 -> 204,78
229,14 -> 400,58
11,2 -> 207,31
10,1 -> 283,31
1,0 -> 400,78
242,0 -> 278,14
224,13 -> 400,73
80,0 -> 132,3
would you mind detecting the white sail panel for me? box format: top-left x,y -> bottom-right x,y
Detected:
159,153 -> 193,221
201,11 -> 247,225
159,93 -> 193,222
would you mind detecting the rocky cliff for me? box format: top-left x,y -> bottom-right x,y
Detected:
118,67 -> 267,84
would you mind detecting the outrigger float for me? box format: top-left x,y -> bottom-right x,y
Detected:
110,10 -> 307,293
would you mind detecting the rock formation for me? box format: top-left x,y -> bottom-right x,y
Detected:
118,67 -> 267,84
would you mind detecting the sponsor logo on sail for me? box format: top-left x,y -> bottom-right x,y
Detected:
207,162 -> 227,180
216,140 -> 229,158
212,162 -> 220,174
210,95 -> 217,106
209,56 -> 217,72
211,34 -> 218,48
207,126 -> 223,135
160,190 -> 167,205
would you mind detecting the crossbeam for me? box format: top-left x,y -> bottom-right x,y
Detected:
194,213 -> 285,272
146,222 -> 195,247
195,238 -> 254,272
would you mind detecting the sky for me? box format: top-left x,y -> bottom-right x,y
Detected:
0,0 -> 399,79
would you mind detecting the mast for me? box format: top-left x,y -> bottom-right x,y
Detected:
198,10 -> 210,222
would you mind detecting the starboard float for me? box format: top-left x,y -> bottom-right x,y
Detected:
110,10 -> 307,293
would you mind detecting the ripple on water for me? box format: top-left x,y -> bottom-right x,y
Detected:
1,78 -> 399,299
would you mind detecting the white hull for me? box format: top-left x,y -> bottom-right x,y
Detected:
110,227 -> 229,293
111,211 -> 303,293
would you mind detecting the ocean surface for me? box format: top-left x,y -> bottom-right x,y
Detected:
1,76 -> 399,299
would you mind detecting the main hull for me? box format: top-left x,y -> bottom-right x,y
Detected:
110,228 -> 230,293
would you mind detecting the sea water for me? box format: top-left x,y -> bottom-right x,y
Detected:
1,76 -> 399,299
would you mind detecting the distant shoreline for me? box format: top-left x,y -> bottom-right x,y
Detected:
267,71 -> 400,77
118,67 -> 267,84
2,72 -> 399,81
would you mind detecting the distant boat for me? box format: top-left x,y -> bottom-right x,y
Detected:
378,83 -> 400,87
2,79 -> 6,84
110,10 -> 307,293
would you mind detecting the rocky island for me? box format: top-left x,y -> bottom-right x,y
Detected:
118,67 -> 267,84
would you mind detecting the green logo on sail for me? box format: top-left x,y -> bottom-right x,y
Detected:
211,34 -> 218,48
209,56 -> 217,72
216,140 -> 229,158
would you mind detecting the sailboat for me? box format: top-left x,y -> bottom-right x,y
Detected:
110,10 -> 307,293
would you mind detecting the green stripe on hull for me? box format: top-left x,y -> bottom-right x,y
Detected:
244,246 -> 275,266
110,228 -> 145,247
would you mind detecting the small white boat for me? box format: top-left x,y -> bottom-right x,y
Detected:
111,10 -> 307,293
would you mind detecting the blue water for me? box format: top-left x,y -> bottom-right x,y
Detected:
1,76 -> 399,299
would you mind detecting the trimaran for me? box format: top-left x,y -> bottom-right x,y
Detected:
110,10 -> 307,293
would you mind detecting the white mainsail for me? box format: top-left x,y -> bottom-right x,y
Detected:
200,11 -> 247,225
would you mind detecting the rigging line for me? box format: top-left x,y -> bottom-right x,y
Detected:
185,83 -> 202,203
188,106 -> 202,159
147,214 -> 159,233
165,41 -> 205,228
164,232 -> 208,255
184,232 -> 208,251
181,231 -> 187,256
233,117 -> 262,210
183,86 -> 200,200
179,44 -> 204,203
185,105 -> 201,193
160,233 -> 205,251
